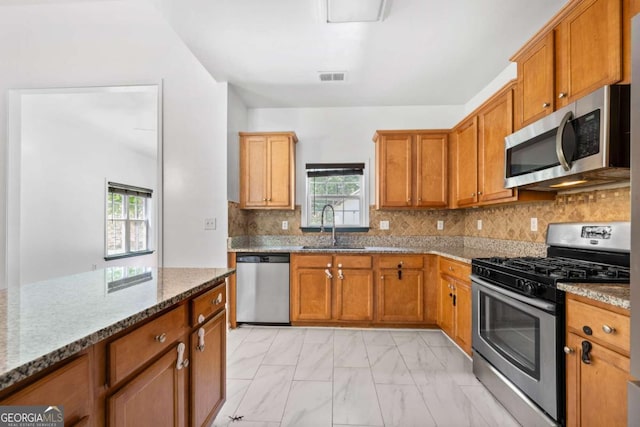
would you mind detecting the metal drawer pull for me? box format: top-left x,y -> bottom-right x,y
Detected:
543,102 -> 550,108
558,92 -> 567,99
563,346 -> 574,354
155,333 -> 167,343
198,314 -> 205,324
338,269 -> 344,280
581,341 -> 592,365
213,293 -> 223,305
177,342 -> 189,369
327,263 -> 332,268
325,269 -> 333,279
197,328 -> 206,352
449,266 -> 453,271
602,324 -> 615,334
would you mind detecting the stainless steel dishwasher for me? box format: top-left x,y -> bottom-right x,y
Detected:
236,253 -> 290,324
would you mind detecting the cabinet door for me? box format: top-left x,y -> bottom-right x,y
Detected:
565,332 -> 630,427
108,344 -> 188,427
335,268 -> 374,321
191,310 -> 226,427
556,0 -> 621,105
240,135 -> 267,208
1,354 -> 92,426
377,269 -> 424,322
454,280 -> 472,355
454,117 -> 479,207
291,268 -> 332,321
415,133 -> 448,208
438,277 -> 455,338
376,134 -> 413,208
478,87 -> 515,204
516,32 -> 555,128
267,135 -> 293,208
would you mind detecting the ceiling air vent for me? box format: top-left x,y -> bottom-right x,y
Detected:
318,71 -> 347,82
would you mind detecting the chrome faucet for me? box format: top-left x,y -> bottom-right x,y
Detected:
320,204 -> 337,246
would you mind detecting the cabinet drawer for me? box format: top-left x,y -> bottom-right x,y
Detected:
293,254 -> 333,268
439,257 -> 471,281
335,255 -> 372,269
192,282 -> 226,326
567,297 -> 630,354
378,255 -> 423,269
108,304 -> 188,385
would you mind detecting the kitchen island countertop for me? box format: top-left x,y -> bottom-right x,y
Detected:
0,267 -> 234,391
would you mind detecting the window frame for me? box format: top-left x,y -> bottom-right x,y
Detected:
105,182 -> 154,260
301,162 -> 369,230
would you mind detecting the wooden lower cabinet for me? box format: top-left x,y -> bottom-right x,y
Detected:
453,280 -> 472,353
191,310 -> 226,427
291,267 -> 332,320
565,294 -> 631,427
335,268 -> 374,321
108,344 -> 188,427
438,257 -> 472,355
377,268 -> 424,322
438,277 -> 455,337
0,353 -> 93,426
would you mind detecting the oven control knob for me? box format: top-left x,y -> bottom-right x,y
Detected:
516,279 -> 525,289
522,281 -> 536,296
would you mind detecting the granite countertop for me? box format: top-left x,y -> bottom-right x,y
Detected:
558,282 -> 630,310
0,267 -> 234,391
230,244 -> 522,264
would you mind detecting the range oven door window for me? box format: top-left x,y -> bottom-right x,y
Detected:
479,293 -> 540,379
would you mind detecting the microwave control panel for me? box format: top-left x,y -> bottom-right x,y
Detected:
574,109 -> 601,160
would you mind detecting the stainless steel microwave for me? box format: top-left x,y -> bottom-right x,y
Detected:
504,85 -> 630,191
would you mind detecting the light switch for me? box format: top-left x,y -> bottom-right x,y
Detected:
282,221 -> 288,230
380,220 -> 390,230
437,220 -> 444,230
477,219 -> 482,230
530,217 -> 538,232
204,218 -> 216,230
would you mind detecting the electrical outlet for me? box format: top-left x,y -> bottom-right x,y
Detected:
437,220 -> 444,230
204,217 -> 216,230
477,219 -> 483,230
282,220 -> 288,230
530,217 -> 538,232
380,220 -> 390,230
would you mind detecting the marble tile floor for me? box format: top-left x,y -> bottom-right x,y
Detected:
213,326 -> 521,427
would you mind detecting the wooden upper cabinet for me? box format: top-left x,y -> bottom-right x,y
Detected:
374,133 -> 413,208
556,0 -> 622,106
239,131 -> 297,210
515,32 -> 555,128
478,84 -> 516,204
453,117 -> 478,207
373,130 -> 448,209
415,133 -> 448,208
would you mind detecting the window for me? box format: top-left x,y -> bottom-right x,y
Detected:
106,266 -> 153,293
303,163 -> 368,229
106,182 -> 153,259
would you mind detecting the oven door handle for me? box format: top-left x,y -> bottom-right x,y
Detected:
471,275 -> 557,313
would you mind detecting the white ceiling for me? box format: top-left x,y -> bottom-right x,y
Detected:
152,0 -> 567,108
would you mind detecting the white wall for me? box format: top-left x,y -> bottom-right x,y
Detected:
247,105 -> 463,202
0,0 -> 229,288
463,62 -> 517,116
227,84 -> 248,202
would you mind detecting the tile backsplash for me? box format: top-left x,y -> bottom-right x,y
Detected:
229,186 -> 630,243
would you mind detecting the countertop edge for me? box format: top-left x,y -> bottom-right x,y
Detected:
0,269 -> 235,392
558,283 -> 630,310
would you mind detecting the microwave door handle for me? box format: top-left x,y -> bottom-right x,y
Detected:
555,111 -> 574,171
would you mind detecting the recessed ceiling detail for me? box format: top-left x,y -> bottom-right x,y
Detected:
326,0 -> 386,23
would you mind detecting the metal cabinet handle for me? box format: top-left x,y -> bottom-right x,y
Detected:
213,293 -> 223,305
558,92 -> 567,99
263,198 -> 267,202
543,102 -> 550,108
155,333 -> 167,343
325,269 -> 333,279
197,327 -> 206,352
602,324 -> 615,334
177,342 -> 189,369
338,269 -> 344,280
581,341 -> 592,364
555,111 -> 574,171
564,346 -> 574,354
327,263 -> 332,268
471,193 -> 476,197
268,198 -> 272,201
338,264 -> 343,268
477,191 -> 483,195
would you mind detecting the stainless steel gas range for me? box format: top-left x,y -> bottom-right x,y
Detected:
470,222 -> 630,427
